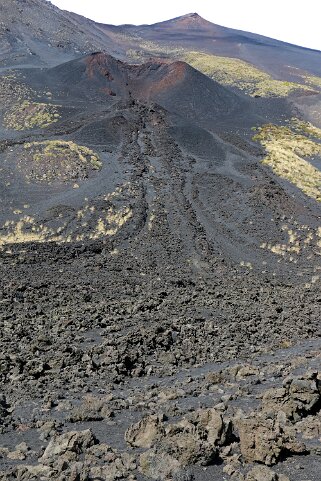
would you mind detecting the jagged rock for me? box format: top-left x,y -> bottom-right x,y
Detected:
68,462 -> 90,481
126,407 -> 232,456
139,450 -> 181,480
223,463 -> 238,476
195,407 -> 232,446
89,451 -> 136,481
38,420 -> 63,441
85,442 -> 136,469
135,407 -> 232,478
205,370 -> 224,384
246,465 -> 290,481
6,442 -> 30,461
296,411 -> 321,440
4,442 -> 135,481
125,413 -> 166,448
68,396 -> 113,422
41,429 -> 97,464
166,407 -> 232,465
236,414 -> 306,465
85,443 -> 136,480
162,419 -> 217,466
7,450 -> 26,460
12,464 -> 54,480
236,372 -> 321,466
235,365 -> 260,380
9,444 -> 135,481
262,372 -> 321,421
0,447 -> 9,458
158,388 -> 186,401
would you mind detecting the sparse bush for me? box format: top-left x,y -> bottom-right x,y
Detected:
4,100 -> 60,130
21,140 -> 102,183
253,121 -> 321,201
183,52 -> 312,97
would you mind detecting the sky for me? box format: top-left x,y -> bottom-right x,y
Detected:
50,0 -> 321,52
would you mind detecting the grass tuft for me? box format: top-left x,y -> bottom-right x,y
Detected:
4,101 -> 60,131
253,120 -> 321,201
21,140 -> 102,183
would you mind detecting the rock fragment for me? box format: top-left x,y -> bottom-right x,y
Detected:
41,429 -> 97,463
125,413 -> 166,448
246,465 -> 290,481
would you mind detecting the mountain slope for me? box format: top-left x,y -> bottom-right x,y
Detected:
2,0 -> 321,90
119,12 -> 321,78
41,52 -> 250,126
0,0 -> 116,67
0,5 -> 321,481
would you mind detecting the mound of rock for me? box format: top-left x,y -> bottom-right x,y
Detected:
236,412 -> 305,465
41,429 -> 97,464
125,407 -> 233,479
123,372 -> 321,477
236,371 -> 321,465
0,429 -> 136,481
125,413 -> 166,448
68,395 -> 114,423
246,466 -> 290,481
262,371 -> 321,421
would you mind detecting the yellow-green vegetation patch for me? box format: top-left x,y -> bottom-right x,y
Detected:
253,120 -> 321,201
183,52 -> 311,97
0,74 -> 31,108
20,140 -> 102,183
89,206 -> 133,239
0,216 -> 59,246
127,40 -> 185,62
260,221 -> 321,280
290,118 -> 321,139
4,100 -> 60,130
303,74 -> 321,90
261,223 -> 311,261
0,183 -> 133,247
0,206 -> 132,246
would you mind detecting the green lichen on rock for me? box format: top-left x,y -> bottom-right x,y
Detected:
253,120 -> 321,201
183,52 -> 311,97
4,100 -> 60,130
21,140 -> 102,183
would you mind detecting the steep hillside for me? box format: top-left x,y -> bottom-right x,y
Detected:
0,4 -> 321,481
0,0 -> 116,67
39,53 -> 250,125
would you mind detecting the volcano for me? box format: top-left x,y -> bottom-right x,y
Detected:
0,2 -> 321,481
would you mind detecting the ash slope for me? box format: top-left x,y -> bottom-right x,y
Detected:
94,12 -> 321,75
0,9 -> 320,481
42,53 -> 250,125
1,51 -> 315,272
0,0 -> 117,67
2,0 -> 321,82
120,12 -> 321,77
